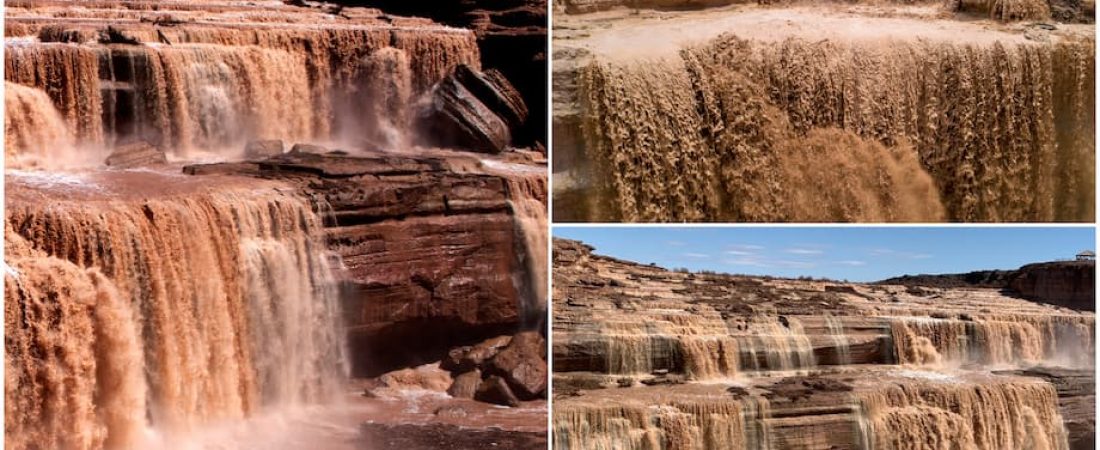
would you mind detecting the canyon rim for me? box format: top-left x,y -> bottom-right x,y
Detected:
4,1 -> 548,449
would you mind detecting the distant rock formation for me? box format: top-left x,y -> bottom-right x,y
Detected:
1009,261 -> 1095,311
877,270 -> 1018,289
879,260 -> 1095,312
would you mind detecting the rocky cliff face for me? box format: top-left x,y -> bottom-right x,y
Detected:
330,0 -> 548,147
1009,261 -> 1096,312
878,260 -> 1095,312
552,238 -> 1095,449
187,150 -> 547,377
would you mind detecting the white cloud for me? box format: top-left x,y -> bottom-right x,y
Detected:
724,257 -> 769,267
724,250 -> 755,256
836,260 -> 867,266
666,240 -> 687,247
775,260 -> 817,269
724,257 -> 816,269
785,248 -> 824,256
870,248 -> 933,259
681,252 -> 710,259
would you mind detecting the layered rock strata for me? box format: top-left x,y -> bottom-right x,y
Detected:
330,0 -> 549,146
552,238 -> 1095,449
186,150 -> 548,377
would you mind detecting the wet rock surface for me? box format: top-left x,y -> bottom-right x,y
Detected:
244,139 -> 286,159
186,150 -> 547,377
441,332 -> 548,405
998,367 -> 1096,450
358,422 -> 547,450
329,0 -> 547,147
447,369 -> 483,399
475,375 -> 522,407
418,65 -> 523,153
103,141 -> 167,168
483,331 -> 548,399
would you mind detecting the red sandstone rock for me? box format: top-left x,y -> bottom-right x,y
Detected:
486,331 -> 547,400
104,141 -> 167,168
1008,261 -> 1095,311
244,139 -> 285,159
453,65 -> 529,132
185,151 -> 547,377
419,66 -> 514,153
442,335 -> 513,373
289,143 -> 328,155
447,369 -> 482,399
376,364 -> 453,392
475,375 -> 520,407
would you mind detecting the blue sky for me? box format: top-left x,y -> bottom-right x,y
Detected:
554,227 -> 1095,282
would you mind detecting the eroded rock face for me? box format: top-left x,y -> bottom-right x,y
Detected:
186,151 -> 547,377
418,65 -> 529,153
329,0 -> 547,146
878,260 -> 1095,311
1009,261 -> 1096,311
376,364 -> 453,392
442,335 -> 513,373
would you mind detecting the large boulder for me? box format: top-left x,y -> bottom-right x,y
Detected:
486,331 -> 547,400
418,64 -> 528,154
447,369 -> 482,399
244,139 -> 284,159
104,141 -> 167,168
441,335 -> 513,373
453,66 -> 528,132
474,375 -> 520,407
289,143 -> 328,155
375,364 -> 452,393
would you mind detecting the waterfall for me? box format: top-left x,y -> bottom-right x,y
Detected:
4,19 -> 481,161
5,188 -> 348,449
570,36 -> 1094,222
